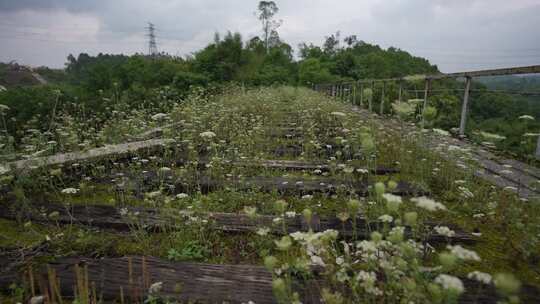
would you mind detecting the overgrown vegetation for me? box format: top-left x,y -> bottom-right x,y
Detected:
1,1 -> 540,303
1,87 -> 539,303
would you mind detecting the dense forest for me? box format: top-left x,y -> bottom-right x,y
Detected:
0,1 -> 539,160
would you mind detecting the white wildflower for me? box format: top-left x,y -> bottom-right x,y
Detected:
356,240 -> 377,252
61,187 -> 79,194
467,271 -> 492,284
435,274 -> 464,294
412,196 -> 447,212
330,111 -> 346,117
199,131 -> 216,139
285,211 -> 297,218
447,245 -> 481,261
382,193 -> 402,204
434,226 -> 455,237
119,208 -> 128,216
0,164 -> 10,175
378,214 -> 393,223
433,128 -> 450,136
518,115 -> 534,120
159,166 -> 171,173
310,255 -> 326,267
29,296 -> 45,304
301,194 -> 313,200
458,186 -> 474,198
148,281 -> 163,294
151,113 -> 168,121
176,193 -> 189,199
256,227 -> 270,236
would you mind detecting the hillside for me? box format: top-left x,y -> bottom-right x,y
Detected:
0,62 -> 44,88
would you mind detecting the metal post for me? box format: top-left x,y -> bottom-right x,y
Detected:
369,81 -> 374,112
536,136 -> 540,159
380,81 -> 386,115
398,80 -> 403,104
359,83 -> 364,108
459,76 -> 472,137
352,83 -> 357,105
421,78 -> 431,129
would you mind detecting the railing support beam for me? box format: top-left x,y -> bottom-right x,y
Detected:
380,81 -> 386,115
459,76 -> 472,137
421,78 -> 431,129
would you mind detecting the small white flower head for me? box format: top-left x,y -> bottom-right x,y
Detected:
433,128 -> 450,136
310,255 -> 326,267
61,187 -> 79,194
119,208 -> 128,216
148,281 -> 163,294
343,167 -> 354,174
412,196 -> 447,212
467,271 -> 492,284
176,193 -> 189,199
356,270 -> 377,283
29,295 -> 45,304
447,245 -> 481,261
518,115 -> 534,121
0,164 -> 10,175
301,194 -> 313,200
330,111 -> 346,117
256,227 -> 270,236
378,214 -> 394,223
383,193 -> 402,204
151,113 -> 168,121
435,274 -> 464,294
243,206 -> 258,218
199,131 -> 216,139
434,226 -> 455,237
285,211 -> 297,218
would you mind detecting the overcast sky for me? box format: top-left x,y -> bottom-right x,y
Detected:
0,0 -> 539,72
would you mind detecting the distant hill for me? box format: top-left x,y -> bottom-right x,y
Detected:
0,62 -> 67,89
477,74 -> 540,92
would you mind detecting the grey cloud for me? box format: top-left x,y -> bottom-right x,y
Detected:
0,0 -> 539,71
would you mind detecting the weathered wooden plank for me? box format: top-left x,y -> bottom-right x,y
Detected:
169,175 -> 425,197
5,256 -> 538,304
236,159 -> 399,175
0,202 -> 475,243
7,138 -> 176,172
40,256 -> 286,304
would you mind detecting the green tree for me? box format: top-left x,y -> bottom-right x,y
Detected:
257,1 -> 282,53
